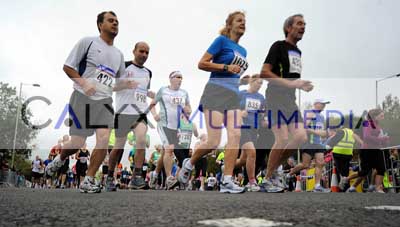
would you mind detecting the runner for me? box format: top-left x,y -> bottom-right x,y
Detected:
148,145 -> 163,189
176,107 -> 199,182
31,155 -> 42,189
45,11 -> 133,193
259,14 -> 313,192
179,11 -> 248,194
288,99 -> 330,192
75,143 -> 90,187
194,134 -> 208,191
235,74 -> 265,192
346,109 -> 389,193
150,71 -> 191,190
106,41 -> 154,191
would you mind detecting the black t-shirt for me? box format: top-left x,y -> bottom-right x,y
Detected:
264,40 -> 302,99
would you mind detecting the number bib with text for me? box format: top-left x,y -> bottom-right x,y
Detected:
288,50 -> 302,74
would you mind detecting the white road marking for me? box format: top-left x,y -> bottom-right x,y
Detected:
198,217 -> 293,227
365,206 -> 400,211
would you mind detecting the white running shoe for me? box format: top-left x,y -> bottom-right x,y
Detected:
178,158 -> 192,184
80,177 -> 101,193
166,176 -> 179,190
245,183 -> 260,192
220,178 -> 245,194
149,171 -> 158,189
45,156 -> 65,177
313,185 -> 331,193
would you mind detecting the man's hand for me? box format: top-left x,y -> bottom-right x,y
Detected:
291,79 -> 313,92
81,80 -> 96,96
153,114 -> 161,122
147,90 -> 155,99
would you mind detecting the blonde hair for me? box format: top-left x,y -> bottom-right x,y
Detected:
220,11 -> 245,39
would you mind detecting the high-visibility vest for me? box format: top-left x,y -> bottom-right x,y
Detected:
332,128 -> 355,156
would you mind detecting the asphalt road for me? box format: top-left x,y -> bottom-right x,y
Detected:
1,188 -> 400,227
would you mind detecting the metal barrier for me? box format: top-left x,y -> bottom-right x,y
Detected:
0,170 -> 26,188
381,145 -> 400,192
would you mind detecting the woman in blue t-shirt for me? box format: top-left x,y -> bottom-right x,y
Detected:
179,11 -> 248,194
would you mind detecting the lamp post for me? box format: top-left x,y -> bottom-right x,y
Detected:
375,74 -> 400,108
11,83 -> 40,170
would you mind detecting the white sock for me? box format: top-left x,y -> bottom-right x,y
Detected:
350,186 -> 356,190
315,183 -> 321,188
186,160 -> 193,170
223,175 -> 232,183
85,176 -> 93,182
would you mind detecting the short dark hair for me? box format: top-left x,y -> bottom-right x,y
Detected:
97,11 -> 117,33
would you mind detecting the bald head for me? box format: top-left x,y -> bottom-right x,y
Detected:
133,41 -> 150,66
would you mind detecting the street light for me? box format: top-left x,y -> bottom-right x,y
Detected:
375,74 -> 400,108
11,83 -> 41,170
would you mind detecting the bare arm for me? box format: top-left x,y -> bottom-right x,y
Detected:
353,134 -> 364,147
63,65 -> 96,96
193,123 -> 199,138
259,64 -> 313,92
198,52 -> 241,74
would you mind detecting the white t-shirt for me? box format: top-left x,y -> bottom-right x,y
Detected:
155,86 -> 190,130
64,36 -> 125,100
32,160 -> 41,173
115,62 -> 152,115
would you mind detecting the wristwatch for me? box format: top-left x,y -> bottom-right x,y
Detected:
223,64 -> 228,72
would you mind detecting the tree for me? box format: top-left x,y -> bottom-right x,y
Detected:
382,94 -> 400,120
0,82 -> 40,164
381,94 -> 400,147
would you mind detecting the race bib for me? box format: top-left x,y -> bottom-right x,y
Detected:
179,131 -> 192,144
134,87 -> 147,104
95,64 -> 116,90
230,51 -> 248,76
288,50 -> 302,74
171,96 -> 185,106
80,157 -> 88,163
245,98 -> 261,111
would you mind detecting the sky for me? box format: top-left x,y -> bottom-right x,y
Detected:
1,0 -> 399,166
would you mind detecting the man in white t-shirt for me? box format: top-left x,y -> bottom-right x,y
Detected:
45,11 -> 135,193
106,42 -> 155,191
149,71 -> 191,190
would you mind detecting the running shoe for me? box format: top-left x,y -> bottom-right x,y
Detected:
245,183 -> 260,192
339,177 -> 348,191
148,171 -> 158,189
45,156 -> 65,177
272,173 -> 286,189
260,178 -> 284,193
346,187 -> 356,193
313,185 -> 331,193
166,176 -> 179,190
220,179 -> 245,194
105,176 -> 117,192
367,185 -> 376,192
80,177 -> 101,193
178,158 -> 192,184
129,176 -> 146,190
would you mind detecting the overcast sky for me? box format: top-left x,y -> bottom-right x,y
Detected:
1,0 -> 399,165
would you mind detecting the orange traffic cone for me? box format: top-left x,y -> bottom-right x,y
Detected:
295,175 -> 302,192
331,168 -> 340,192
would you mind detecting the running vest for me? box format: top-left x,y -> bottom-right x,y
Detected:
332,128 -> 355,156
178,118 -> 194,149
308,111 -> 325,145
